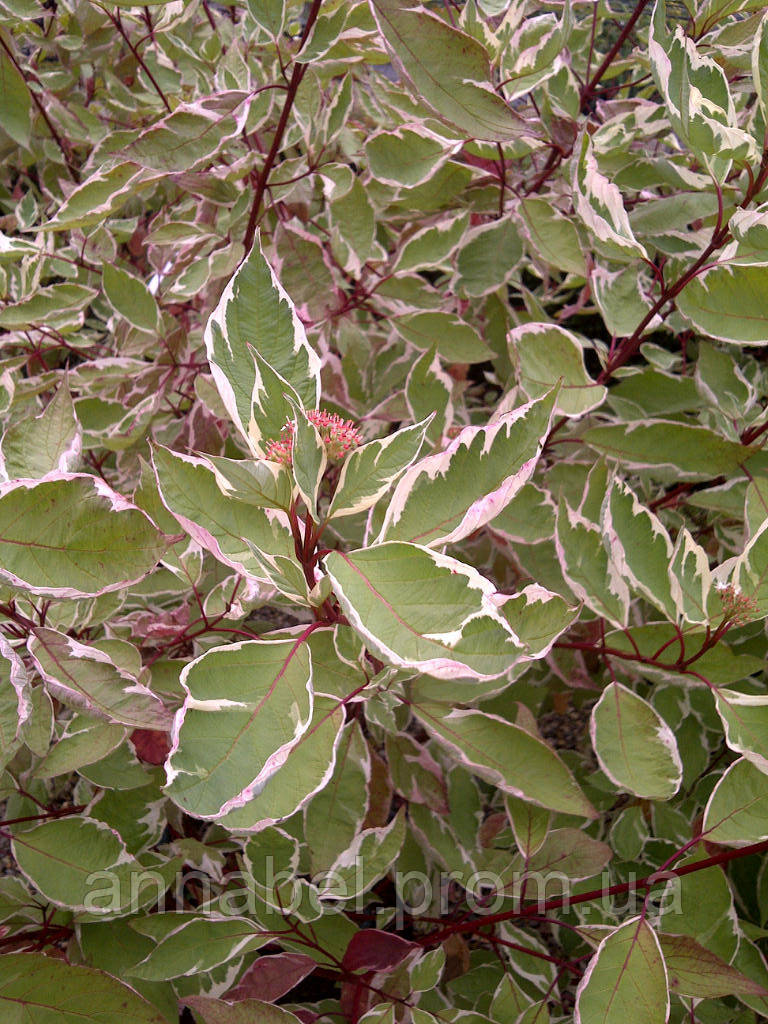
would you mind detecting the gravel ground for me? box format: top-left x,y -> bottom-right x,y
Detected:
538,700 -> 594,752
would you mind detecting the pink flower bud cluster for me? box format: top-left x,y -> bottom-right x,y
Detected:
265,410 -> 362,467
718,583 -> 759,625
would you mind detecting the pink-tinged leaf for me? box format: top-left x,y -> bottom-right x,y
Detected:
123,92 -> 254,173
152,445 -> 307,602
342,930 -> 418,974
0,474 -> 169,597
377,391 -> 556,547
130,729 -> 171,765
659,933 -> 768,998
226,953 -> 316,1002
29,628 -> 171,730
165,638 -> 314,820
369,0 -> 525,141
324,543 -> 522,681
0,953 -> 167,1022
182,997 -> 303,1024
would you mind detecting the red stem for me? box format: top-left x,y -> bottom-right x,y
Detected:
423,838 -> 768,943
242,0 -> 324,252
580,0 -> 652,109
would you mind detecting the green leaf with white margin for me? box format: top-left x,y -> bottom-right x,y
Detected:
165,638 -> 313,820
305,720 -> 370,874
363,127 -> 458,189
601,479 -> 678,621
745,475 -> 768,537
555,499 -> 630,628
43,163 -> 149,231
290,407 -> 326,520
590,683 -> 682,800
0,474 -> 168,598
582,420 -> 754,479
496,584 -> 578,658
152,445 -> 308,603
519,197 -> 586,276
247,0 -> 285,38
370,0 -> 525,142
102,264 -> 160,332
660,848 -> 738,961
248,348 -> 308,454
203,234 -> 320,455
28,627 -> 170,730
11,817 -> 150,915
217,694 -> 345,832
573,133 -> 648,262
695,340 -> 755,418
318,807 -> 406,900
703,757 -> 768,844
328,418 -> 431,520
0,953 -> 167,1024
378,390 -> 555,547
32,717 -> 125,779
0,384 -> 81,481
394,211 -> 469,273
506,828 -> 613,896
504,794 -> 549,858
575,917 -> 668,1024
19,684 -> 53,758
649,0 -> 756,178
591,264 -> 661,338
204,453 -> 292,511
324,543 -> 522,680
670,527 -> 714,625
677,264 -> 768,345
393,311 -> 494,364
730,517 -> 768,618
0,283 -> 98,329
455,219 -> 523,297
489,482 -> 556,545
659,933 -> 768,998
128,916 -> 269,981
405,346 -> 454,445
412,703 -> 596,818
714,688 -> 768,772
509,324 -> 606,417
0,636 -> 30,770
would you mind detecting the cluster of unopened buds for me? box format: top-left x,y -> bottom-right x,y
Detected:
265,409 -> 363,467
718,583 -> 759,625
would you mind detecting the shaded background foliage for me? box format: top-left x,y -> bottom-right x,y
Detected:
2,0 -> 768,1022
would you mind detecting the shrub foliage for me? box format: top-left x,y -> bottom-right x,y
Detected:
2,0 -> 768,1021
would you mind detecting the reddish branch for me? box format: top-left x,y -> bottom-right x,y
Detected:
600,146 -> 768,382
422,838 -> 768,945
579,0 -> 653,110
0,806 -> 85,829
242,0 -> 324,252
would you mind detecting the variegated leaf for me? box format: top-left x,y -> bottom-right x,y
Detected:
203,235 -> 320,455
377,391 -> 555,547
324,543 -> 522,680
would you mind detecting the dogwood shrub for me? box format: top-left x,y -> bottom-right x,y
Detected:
1,0 -> 768,1021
